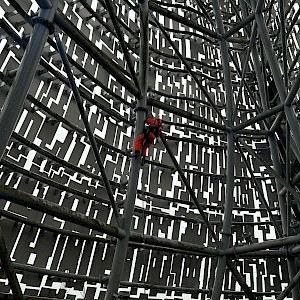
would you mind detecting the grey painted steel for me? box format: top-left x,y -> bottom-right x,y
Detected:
0,0 -> 58,162
232,21 -> 257,119
0,207 -> 219,257
237,131 -> 300,300
12,262 -> 103,283
36,0 -> 53,9
211,1 -> 240,299
250,31 -> 290,236
255,0 -> 265,13
103,0 -> 140,93
54,11 -> 139,97
160,134 -> 219,244
223,13 -> 255,39
149,12 -> 227,126
0,294 -> 61,300
285,123 -> 292,236
211,133 -> 237,300
1,259 -> 286,297
255,5 -> 300,162
236,143 -> 283,237
253,7 -> 300,297
0,226 -> 24,299
238,138 -> 300,204
233,103 -> 284,132
53,30 -> 122,227
0,183 -> 220,255
276,270 -> 300,300
224,234 -> 300,256
285,74 -> 300,106
103,1 -> 149,299
0,0 -> 299,298
0,183 -> 126,239
279,0 -> 288,90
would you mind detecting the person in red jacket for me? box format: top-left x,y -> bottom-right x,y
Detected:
134,117 -> 163,164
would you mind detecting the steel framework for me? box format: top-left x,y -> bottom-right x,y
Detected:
0,0 -> 299,299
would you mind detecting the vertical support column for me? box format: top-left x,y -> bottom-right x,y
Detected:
0,226 -> 24,299
0,2 -> 57,299
251,40 -> 289,232
0,0 -> 58,161
103,1 -> 148,299
211,1 -> 236,299
254,1 -> 300,157
252,0 -> 300,298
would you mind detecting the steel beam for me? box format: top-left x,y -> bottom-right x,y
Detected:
236,143 -> 283,237
237,138 -> 300,204
255,3 -> 300,165
149,12 -> 227,125
225,234 -> 300,256
232,21 -> 258,119
0,183 -> 220,255
0,207 -> 219,257
0,0 -> 58,162
103,1 -> 149,299
160,134 -> 219,244
0,183 -> 125,239
148,0 -> 249,44
54,11 -> 139,97
194,0 -> 214,25
250,24 -> 291,241
233,103 -> 284,132
36,0 -> 53,9
276,269 -> 300,300
210,1 -> 242,299
0,226 -> 24,300
285,74 -> 300,106
54,30 -> 121,226
223,13 -> 255,39
103,0 -> 140,92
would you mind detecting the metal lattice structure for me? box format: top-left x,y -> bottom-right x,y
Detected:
0,0 -> 300,299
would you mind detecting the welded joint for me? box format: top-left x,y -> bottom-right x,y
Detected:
134,106 -> 148,113
32,16 -> 55,34
221,231 -> 233,237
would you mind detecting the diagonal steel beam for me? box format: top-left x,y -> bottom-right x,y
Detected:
254,3 -> 300,164
232,21 -> 258,119
35,0 -> 52,9
0,183 -> 219,255
54,10 -> 139,97
224,234 -> 300,256
54,30 -> 122,226
237,137 -> 300,204
149,12 -> 228,126
194,0 -> 214,25
223,13 -> 255,39
234,103 -> 284,132
236,143 -> 283,237
276,269 -> 300,300
161,134 -> 256,299
250,9 -> 300,297
103,0 -> 141,92
160,134 -> 219,244
228,52 -> 263,115
0,226 -> 24,300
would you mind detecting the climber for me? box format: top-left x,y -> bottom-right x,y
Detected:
134,116 -> 163,165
